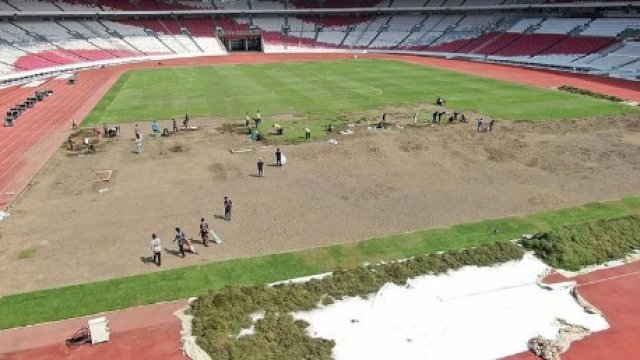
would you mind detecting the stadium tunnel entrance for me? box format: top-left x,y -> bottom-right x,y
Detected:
218,31 -> 262,52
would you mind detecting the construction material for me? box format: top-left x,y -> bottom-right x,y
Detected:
88,317 -> 110,345
528,320 -> 591,360
65,327 -> 91,348
229,147 -> 255,154
210,230 -> 223,244
94,170 -> 113,183
521,215 -> 640,271
293,254 -> 608,360
177,298 -> 213,360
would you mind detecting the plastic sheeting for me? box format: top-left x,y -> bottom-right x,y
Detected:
293,254 -> 609,360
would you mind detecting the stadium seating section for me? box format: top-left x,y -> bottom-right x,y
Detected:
0,0 -> 638,79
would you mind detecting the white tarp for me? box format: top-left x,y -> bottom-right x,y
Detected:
210,229 -> 223,244
293,254 -> 608,360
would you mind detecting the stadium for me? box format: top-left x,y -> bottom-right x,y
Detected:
0,0 -> 639,359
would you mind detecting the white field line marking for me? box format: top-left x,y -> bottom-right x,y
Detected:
576,269 -> 640,288
100,74 -> 132,123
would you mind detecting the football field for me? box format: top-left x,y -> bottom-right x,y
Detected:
84,59 -> 634,128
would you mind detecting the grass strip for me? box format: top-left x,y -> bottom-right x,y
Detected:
521,215 -> 640,271
0,196 -> 638,330
192,242 -> 524,359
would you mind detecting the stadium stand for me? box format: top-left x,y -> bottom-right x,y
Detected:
577,42 -> 640,70
534,18 -> 591,34
0,0 -> 638,81
251,1 -> 285,10
8,0 -> 60,11
580,18 -> 639,37
288,0 -> 386,8
491,34 -> 569,56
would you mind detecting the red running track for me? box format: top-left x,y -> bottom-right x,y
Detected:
0,71 -> 122,210
505,260 -> 640,360
0,52 -> 639,213
0,301 -> 188,360
378,54 -> 640,102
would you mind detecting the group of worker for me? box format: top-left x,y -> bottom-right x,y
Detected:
255,147 -> 286,178
148,197 -> 232,266
245,110 -> 314,141
143,97 -> 497,266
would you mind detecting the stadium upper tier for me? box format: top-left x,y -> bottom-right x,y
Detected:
4,0 -> 633,12
0,0 -> 638,81
0,0 -> 555,11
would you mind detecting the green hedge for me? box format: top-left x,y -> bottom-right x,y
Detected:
521,215 -> 640,271
191,242 -> 524,359
558,85 -> 625,103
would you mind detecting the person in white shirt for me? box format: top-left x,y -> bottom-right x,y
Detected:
135,138 -> 143,154
150,233 -> 162,266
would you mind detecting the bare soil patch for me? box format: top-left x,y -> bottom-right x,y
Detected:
0,114 -> 639,295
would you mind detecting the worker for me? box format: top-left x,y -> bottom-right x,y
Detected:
151,120 -> 161,136
257,158 -> 264,177
199,218 -> 210,247
150,233 -> 161,266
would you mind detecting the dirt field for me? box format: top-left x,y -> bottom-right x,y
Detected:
0,111 -> 639,295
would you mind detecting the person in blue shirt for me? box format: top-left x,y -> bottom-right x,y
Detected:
151,120 -> 161,136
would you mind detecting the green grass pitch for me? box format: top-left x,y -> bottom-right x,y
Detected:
83,59 -> 634,130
